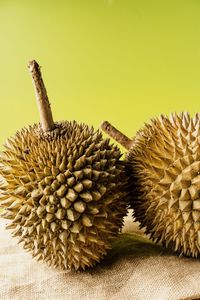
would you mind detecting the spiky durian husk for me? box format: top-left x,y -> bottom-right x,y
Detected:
127,112 -> 200,257
0,121 -> 128,270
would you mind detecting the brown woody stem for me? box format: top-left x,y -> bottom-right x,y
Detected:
28,60 -> 55,132
100,121 -> 133,150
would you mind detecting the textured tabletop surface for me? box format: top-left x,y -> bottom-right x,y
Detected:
0,211 -> 200,300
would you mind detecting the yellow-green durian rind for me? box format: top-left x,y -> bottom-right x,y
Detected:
127,112 -> 200,258
0,121 -> 128,270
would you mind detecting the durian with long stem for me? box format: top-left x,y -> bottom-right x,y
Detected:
0,61 -> 128,270
101,115 -> 200,258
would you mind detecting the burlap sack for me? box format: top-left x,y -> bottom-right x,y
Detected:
0,211 -> 200,300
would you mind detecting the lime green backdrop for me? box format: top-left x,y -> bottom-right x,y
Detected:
0,0 -> 200,151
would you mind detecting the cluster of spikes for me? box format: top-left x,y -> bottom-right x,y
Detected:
1,60 -> 200,271
101,113 -> 200,258
0,60 -> 128,270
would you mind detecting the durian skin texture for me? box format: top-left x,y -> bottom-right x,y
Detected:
127,113 -> 200,258
0,121 -> 128,270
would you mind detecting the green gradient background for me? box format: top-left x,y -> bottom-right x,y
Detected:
0,0 -> 200,151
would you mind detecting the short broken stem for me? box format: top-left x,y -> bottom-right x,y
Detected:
100,121 -> 133,150
28,60 -> 55,132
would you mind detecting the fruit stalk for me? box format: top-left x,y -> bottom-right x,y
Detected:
28,60 -> 55,132
101,121 -> 133,150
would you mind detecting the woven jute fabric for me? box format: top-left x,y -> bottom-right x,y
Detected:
0,211 -> 200,300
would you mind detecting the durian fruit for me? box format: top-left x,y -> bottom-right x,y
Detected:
0,60 -> 128,271
101,114 -> 200,258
